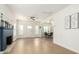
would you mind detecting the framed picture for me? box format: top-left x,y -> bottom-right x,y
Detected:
65,15 -> 71,29
71,13 -> 79,29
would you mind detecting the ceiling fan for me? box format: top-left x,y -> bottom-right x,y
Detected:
30,16 -> 36,21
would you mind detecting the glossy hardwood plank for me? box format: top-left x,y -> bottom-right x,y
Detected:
6,38 -> 76,54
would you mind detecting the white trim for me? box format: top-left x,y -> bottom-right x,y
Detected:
54,41 -> 78,53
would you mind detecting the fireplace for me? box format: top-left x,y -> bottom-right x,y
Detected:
6,36 -> 13,45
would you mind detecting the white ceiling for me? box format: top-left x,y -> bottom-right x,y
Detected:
8,4 -> 70,21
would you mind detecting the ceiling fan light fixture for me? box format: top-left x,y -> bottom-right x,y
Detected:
30,16 -> 36,20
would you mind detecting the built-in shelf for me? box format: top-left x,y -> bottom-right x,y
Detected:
0,13 -> 13,51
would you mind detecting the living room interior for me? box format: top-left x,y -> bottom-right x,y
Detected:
0,4 -> 79,54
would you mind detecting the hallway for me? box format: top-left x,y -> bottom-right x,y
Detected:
0,0 -> 79,59
0,4 -> 79,54
6,38 -> 76,54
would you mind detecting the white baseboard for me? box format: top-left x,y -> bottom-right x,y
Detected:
17,37 -> 42,39
0,40 -> 16,54
54,41 -> 79,53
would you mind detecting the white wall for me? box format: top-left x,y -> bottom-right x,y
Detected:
0,5 -> 15,24
53,5 -> 79,53
16,20 -> 52,38
16,20 -> 41,38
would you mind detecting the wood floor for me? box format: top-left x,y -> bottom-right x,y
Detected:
5,38 -> 76,54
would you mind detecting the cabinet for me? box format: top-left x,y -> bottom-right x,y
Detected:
0,20 -> 13,51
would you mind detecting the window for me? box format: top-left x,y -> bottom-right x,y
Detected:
27,26 -> 32,29
43,26 -> 49,32
19,25 -> 23,35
